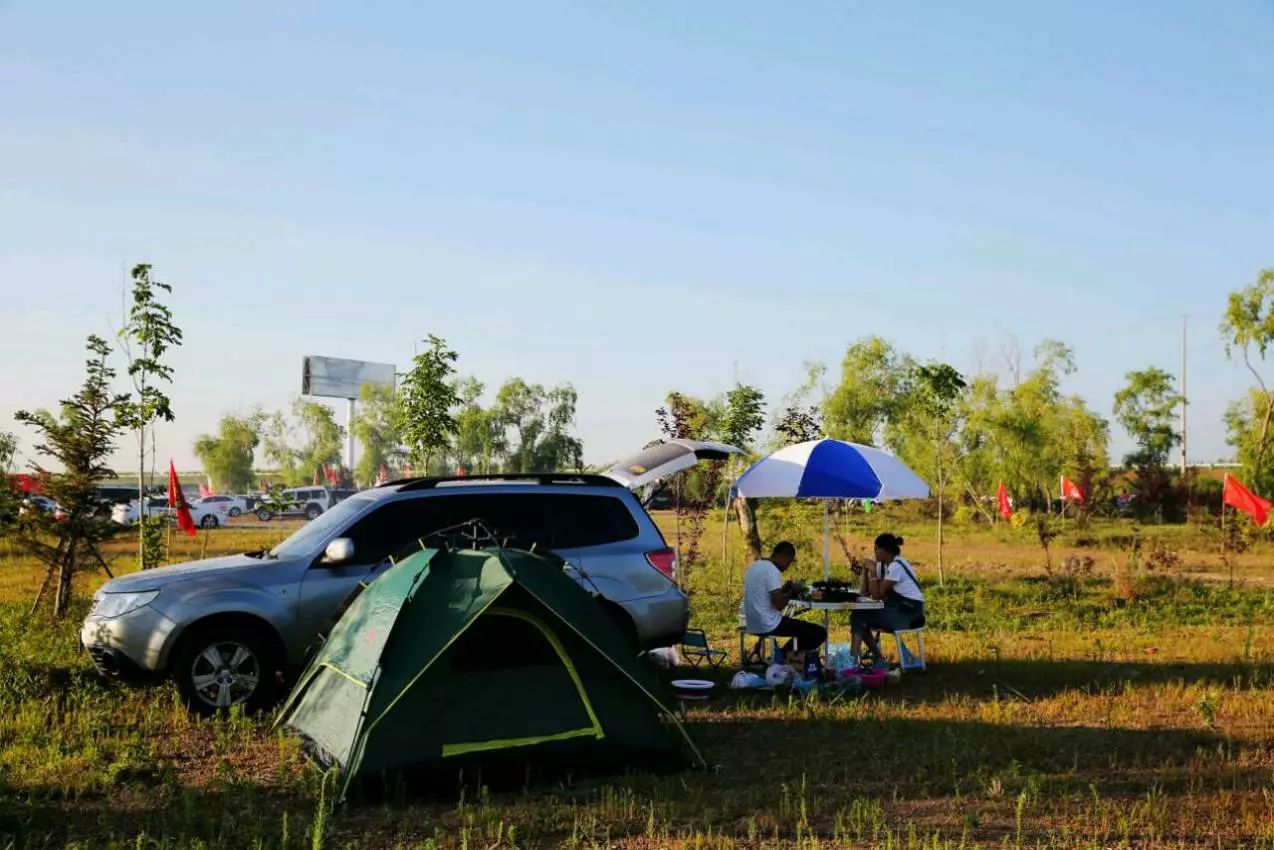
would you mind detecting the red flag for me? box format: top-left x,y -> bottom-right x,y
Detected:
997,481 -> 1013,519
198,482 -> 211,500
1060,475 -> 1084,502
1223,474 -> 1270,527
456,465 -> 467,478
168,461 -> 197,537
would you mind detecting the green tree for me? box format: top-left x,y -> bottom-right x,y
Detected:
193,414 -> 262,492
0,430 -> 18,527
718,384 -> 766,451
260,410 -> 299,484
1114,368 -> 1183,468
14,336 -> 127,616
398,335 -> 460,474
452,378 -> 506,475
115,264 -> 183,569
352,383 -> 402,485
496,379 -> 583,472
887,362 -> 967,584
823,337 -> 910,444
1221,268 -> 1274,493
294,400 -> 345,483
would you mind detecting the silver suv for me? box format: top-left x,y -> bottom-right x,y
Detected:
80,474 -> 686,712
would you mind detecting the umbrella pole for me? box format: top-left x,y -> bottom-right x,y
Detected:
822,498 -> 831,636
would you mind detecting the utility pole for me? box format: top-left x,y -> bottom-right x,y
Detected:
1180,315 -> 1188,476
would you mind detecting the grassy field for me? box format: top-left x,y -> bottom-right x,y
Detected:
1,506 -> 1271,849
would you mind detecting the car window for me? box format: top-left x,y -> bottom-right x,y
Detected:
270,496 -> 376,558
340,498 -> 445,565
542,494 -> 640,548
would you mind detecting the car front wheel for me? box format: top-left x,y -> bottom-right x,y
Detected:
305,504 -> 322,520
173,624 -> 281,715
256,508 -> 273,522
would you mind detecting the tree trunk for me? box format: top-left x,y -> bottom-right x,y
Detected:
55,544 -> 75,618
937,475 -> 946,587
733,496 -> 762,562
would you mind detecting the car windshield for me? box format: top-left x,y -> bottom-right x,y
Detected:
269,496 -> 375,559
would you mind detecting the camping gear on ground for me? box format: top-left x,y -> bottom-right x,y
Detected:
857,667 -> 888,689
670,679 -> 715,700
277,545 -> 702,801
732,439 -> 929,582
765,663 -> 796,687
730,671 -> 766,690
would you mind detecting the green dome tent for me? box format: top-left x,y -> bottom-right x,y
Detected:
277,545 -> 702,799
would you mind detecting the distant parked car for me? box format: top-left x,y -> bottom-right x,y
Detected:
193,495 -> 248,518
254,487 -> 344,522
113,498 -> 229,529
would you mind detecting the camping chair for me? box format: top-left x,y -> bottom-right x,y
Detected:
876,614 -> 927,672
681,629 -> 728,668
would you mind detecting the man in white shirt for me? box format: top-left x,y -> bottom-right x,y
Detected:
741,542 -> 827,653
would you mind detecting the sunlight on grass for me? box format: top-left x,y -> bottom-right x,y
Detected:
0,510 -> 1270,848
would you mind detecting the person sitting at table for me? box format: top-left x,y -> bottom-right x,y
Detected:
850,533 -> 924,666
741,541 -> 827,654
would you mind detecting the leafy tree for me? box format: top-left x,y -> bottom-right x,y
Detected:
0,430 -> 18,526
452,377 -> 506,475
495,379 -> 583,473
398,335 -> 460,474
1114,368 -> 1183,468
115,264 -> 182,569
260,410 -> 300,484
294,400 -> 345,483
1221,268 -> 1274,493
774,406 -> 824,444
718,384 -> 766,451
193,414 -> 262,492
351,383 -> 402,485
823,337 -> 909,444
887,362 -> 968,584
1113,368 -> 1184,521
13,336 -> 127,616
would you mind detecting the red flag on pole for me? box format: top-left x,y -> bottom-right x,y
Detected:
997,481 -> 1013,519
198,482 -> 212,500
1223,474 -> 1270,527
1060,475 -> 1084,502
168,461 -> 197,537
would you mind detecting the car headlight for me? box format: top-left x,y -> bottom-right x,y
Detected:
92,590 -> 160,619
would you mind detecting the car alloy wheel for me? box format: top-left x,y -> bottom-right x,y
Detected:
188,641 -> 261,709
228,507 -> 241,517
200,514 -> 218,529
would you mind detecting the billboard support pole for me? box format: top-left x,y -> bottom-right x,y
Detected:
346,397 -> 356,478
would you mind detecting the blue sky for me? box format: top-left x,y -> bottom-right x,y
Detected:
2,1 -> 1272,473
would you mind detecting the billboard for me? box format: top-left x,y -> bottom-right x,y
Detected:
302,356 -> 395,399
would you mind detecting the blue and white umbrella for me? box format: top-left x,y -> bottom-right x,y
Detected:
733,439 -> 929,501
733,439 -> 929,579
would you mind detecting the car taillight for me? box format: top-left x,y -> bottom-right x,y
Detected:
645,548 -> 677,581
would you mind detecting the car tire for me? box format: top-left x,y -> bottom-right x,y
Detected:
305,504 -> 322,521
172,622 -> 282,715
228,507 -> 241,518
256,508 -> 273,522
199,514 -> 219,529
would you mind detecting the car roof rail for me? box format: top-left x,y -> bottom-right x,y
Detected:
389,473 -> 624,491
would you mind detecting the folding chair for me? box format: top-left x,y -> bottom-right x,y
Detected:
737,612 -> 781,670
883,627 -> 926,672
680,629 -> 728,668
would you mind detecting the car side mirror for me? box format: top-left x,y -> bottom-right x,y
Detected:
322,538 -> 355,565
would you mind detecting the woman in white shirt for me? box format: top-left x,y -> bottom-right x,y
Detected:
850,533 -> 925,666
